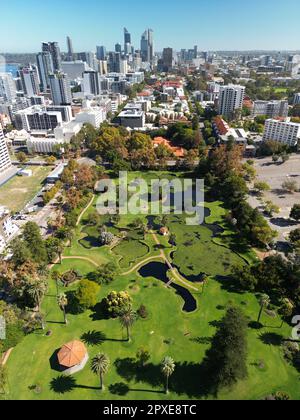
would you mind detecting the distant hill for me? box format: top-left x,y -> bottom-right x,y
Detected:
0,53 -> 37,66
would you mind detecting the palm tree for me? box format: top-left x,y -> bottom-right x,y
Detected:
27,280 -> 48,330
91,353 -> 110,391
57,293 -> 68,324
257,294 -> 270,324
161,356 -> 175,394
51,271 -> 61,296
119,306 -> 137,341
27,280 -> 48,313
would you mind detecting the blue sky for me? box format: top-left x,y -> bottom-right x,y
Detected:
1,0 -> 300,52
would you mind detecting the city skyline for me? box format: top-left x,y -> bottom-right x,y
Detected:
1,0 -> 300,53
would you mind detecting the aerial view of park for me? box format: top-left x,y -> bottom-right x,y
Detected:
3,170 -> 299,401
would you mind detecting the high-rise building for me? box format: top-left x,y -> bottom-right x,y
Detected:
124,28 -> 132,55
115,43 -> 122,54
263,119 -> 300,146
20,66 -> 40,97
293,93 -> 300,105
252,100 -> 289,118
96,46 -> 106,61
108,52 -> 122,73
194,45 -> 198,59
141,29 -> 154,63
0,124 -> 12,174
0,73 -> 17,101
42,42 -> 62,71
36,51 -> 53,92
161,48 -> 173,72
49,72 -> 72,105
218,84 -> 245,119
66,36 -> 75,61
83,71 -> 101,96
77,52 -> 97,70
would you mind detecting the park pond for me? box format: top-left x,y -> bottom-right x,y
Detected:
138,262 -> 197,313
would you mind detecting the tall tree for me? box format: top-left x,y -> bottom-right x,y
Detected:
161,356 -> 175,394
57,293 -> 68,325
204,307 -> 248,392
91,353 -> 110,391
119,306 -> 137,341
257,294 -> 270,324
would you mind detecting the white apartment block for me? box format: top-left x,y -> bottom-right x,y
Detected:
75,107 -> 106,128
49,72 -> 72,105
0,73 -> 17,102
263,119 -> 300,147
293,93 -> 300,105
218,84 -> 245,118
0,124 -> 12,174
252,100 -> 289,118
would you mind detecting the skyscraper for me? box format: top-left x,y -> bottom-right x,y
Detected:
49,72 -> 72,105
20,66 -> 40,96
36,51 -> 53,92
83,71 -> 101,96
161,48 -> 173,72
0,124 -> 12,175
0,73 -> 17,101
124,28 -> 131,55
66,36 -> 75,61
42,42 -> 62,71
115,43 -> 122,54
141,29 -> 154,63
96,46 -> 107,61
218,84 -> 245,119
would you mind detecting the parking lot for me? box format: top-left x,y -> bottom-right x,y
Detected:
249,154 -> 300,242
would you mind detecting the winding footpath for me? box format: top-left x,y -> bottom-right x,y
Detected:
122,231 -> 199,292
76,194 -> 95,226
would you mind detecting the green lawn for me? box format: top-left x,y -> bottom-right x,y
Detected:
3,172 -> 300,400
0,166 -> 52,213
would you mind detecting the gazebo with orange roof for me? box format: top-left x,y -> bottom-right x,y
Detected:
57,340 -> 89,375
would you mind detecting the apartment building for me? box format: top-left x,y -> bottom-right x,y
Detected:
263,119 -> 300,146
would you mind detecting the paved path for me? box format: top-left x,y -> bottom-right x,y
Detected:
122,231 -> 199,292
76,194 -> 95,226
61,255 -> 99,268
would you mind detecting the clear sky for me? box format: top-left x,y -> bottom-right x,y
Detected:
1,0 -> 300,53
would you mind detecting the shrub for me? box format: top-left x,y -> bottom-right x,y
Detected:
74,280 -> 100,310
102,291 -> 132,318
137,305 -> 148,319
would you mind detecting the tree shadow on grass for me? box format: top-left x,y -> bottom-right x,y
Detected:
259,332 -> 284,346
50,376 -> 100,394
114,358 -> 212,398
90,301 -> 110,321
215,275 -> 244,294
81,330 -> 106,346
50,376 -> 76,394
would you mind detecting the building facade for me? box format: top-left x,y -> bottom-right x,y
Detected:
263,119 -> 300,146
218,84 -> 245,119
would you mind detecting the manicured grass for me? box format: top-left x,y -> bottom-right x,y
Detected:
0,166 -> 51,213
5,269 -> 299,400
4,172 -> 300,400
113,240 -> 149,270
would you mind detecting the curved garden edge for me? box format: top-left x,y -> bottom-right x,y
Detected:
76,194 -> 95,227
1,348 -> 14,366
